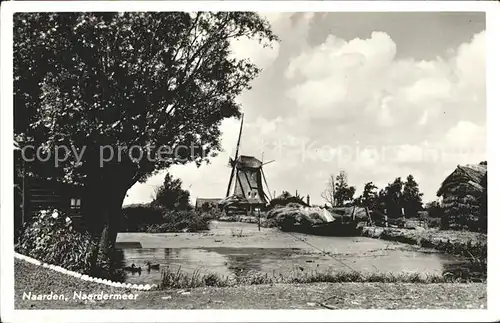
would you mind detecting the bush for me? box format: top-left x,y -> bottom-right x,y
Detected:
426,217 -> 442,229
142,209 -> 211,233
16,209 -> 127,280
16,209 -> 97,274
122,204 -> 212,233
202,207 -> 224,220
121,203 -> 164,231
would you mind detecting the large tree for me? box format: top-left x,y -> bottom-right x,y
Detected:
384,177 -> 404,218
334,171 -> 356,206
321,171 -> 356,207
321,174 -> 336,207
356,181 -> 378,210
401,174 -> 423,218
14,12 -> 277,260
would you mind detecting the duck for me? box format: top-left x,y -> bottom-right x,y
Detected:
124,263 -> 142,273
145,261 -> 160,270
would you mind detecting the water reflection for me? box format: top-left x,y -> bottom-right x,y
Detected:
113,246 -> 473,286
113,221 -> 486,284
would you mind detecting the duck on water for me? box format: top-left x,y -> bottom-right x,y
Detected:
145,261 -> 160,271
124,264 -> 142,273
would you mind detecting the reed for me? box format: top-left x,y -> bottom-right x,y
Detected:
159,266 -> 480,290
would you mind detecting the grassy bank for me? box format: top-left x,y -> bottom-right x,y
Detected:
361,226 -> 486,257
15,259 -> 486,309
361,226 -> 487,281
159,266 -> 480,290
217,215 -> 277,228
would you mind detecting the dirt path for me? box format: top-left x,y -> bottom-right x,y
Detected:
15,259 -> 486,309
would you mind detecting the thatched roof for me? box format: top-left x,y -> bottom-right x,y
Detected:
269,194 -> 309,208
330,206 -> 370,222
218,194 -> 266,207
437,164 -> 487,197
266,205 -> 369,228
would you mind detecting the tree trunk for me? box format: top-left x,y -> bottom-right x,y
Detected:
83,173 -> 130,271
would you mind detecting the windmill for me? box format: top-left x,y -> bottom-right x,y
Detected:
221,114 -> 274,215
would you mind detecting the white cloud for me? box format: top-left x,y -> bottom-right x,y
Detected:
280,29 -> 485,201
284,30 -> 485,133
230,37 -> 279,71
445,120 -> 486,151
125,16 -> 486,206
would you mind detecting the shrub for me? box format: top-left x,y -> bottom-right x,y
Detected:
16,209 -> 127,280
426,217 -> 442,229
121,203 -> 164,231
141,209 -> 211,233
203,207 -> 224,220
16,209 -> 98,274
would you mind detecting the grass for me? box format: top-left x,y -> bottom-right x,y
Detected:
159,266 -> 478,290
160,267 -> 232,288
15,258 -> 487,309
361,226 -> 487,257
361,226 -> 487,282
230,229 -> 246,237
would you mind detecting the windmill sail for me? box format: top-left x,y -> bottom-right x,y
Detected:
226,114 -> 244,197
221,114 -> 273,216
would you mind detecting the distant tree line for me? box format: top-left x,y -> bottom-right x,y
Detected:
321,171 -> 425,218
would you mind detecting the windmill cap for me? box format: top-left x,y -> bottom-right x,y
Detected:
235,155 -> 262,169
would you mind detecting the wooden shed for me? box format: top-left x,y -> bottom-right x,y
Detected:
195,198 -> 222,211
14,141 -> 84,237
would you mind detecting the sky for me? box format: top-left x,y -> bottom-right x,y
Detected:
123,12 -> 486,206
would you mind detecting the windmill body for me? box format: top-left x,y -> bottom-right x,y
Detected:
231,155 -> 268,205
219,114 -> 273,216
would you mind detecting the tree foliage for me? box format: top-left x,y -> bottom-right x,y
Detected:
381,177 -> 404,218
425,200 -> 444,218
401,174 -> 423,218
320,175 -> 336,208
321,171 -> 356,207
152,172 -> 191,210
334,171 -> 356,206
15,12 -> 277,184
14,12 -> 277,256
355,181 -> 378,209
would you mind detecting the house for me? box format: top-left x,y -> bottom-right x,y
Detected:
14,141 -> 85,237
437,163 -> 487,232
195,198 -> 222,211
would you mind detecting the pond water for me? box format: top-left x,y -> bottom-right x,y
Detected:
115,221 -> 466,286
